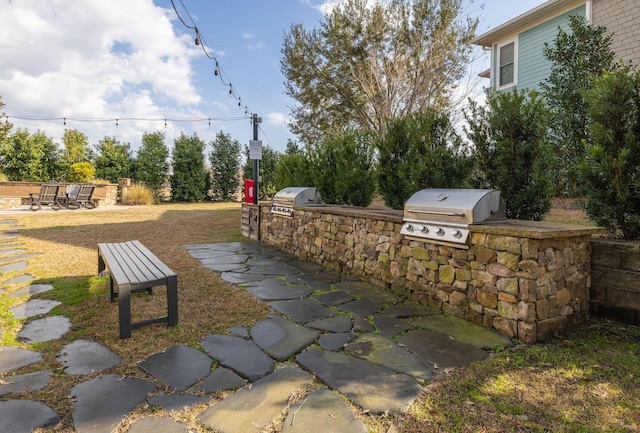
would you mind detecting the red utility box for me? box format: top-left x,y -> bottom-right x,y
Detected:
244,179 -> 255,203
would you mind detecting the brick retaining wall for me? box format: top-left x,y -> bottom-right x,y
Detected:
243,203 -> 603,343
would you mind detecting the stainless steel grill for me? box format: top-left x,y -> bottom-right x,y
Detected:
271,187 -> 322,217
401,189 -> 505,248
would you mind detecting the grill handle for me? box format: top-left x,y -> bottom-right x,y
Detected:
407,209 -> 466,217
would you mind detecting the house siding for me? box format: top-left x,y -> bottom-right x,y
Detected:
516,5 -> 586,91
592,0 -> 640,66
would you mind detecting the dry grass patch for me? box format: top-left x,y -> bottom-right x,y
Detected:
2,203 -> 269,431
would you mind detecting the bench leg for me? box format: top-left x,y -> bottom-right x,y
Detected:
119,285 -> 132,339
167,276 -> 178,327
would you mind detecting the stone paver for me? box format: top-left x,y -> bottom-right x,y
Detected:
0,260 -> 27,273
269,299 -> 334,323
0,400 -> 60,433
297,350 -> 422,414
282,389 -> 367,433
17,315 -> 71,342
9,298 -> 61,319
413,314 -> 514,349
312,290 -> 354,306
0,371 -> 51,396
197,367 -> 247,393
57,339 -> 122,375
372,314 -> 415,337
338,298 -> 383,316
2,274 -> 35,285
139,344 -> 212,390
306,315 -> 352,333
198,366 -> 313,433
0,346 -> 43,373
318,332 -> 356,351
71,374 -> 156,433
147,394 -> 210,411
8,283 -> 54,298
247,283 -> 313,300
200,334 -> 274,381
251,316 -> 319,361
127,416 -> 190,433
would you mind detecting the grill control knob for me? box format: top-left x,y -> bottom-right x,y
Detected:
434,227 -> 444,236
405,224 -> 414,232
420,225 -> 429,233
452,229 -> 462,238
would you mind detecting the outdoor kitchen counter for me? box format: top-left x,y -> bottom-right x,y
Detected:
297,204 -> 404,222
470,220 -> 605,239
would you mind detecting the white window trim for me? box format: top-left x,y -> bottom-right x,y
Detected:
496,37 -> 518,90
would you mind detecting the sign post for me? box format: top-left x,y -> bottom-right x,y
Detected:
250,114 -> 262,205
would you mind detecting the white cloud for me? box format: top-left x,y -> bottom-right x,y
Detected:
0,0 -> 203,148
266,112 -> 290,126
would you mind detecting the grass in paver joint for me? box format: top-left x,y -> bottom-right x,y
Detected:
1,202 -> 639,433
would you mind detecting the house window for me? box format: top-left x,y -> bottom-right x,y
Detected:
498,40 -> 516,88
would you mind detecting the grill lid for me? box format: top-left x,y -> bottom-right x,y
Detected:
401,189 -> 505,247
272,187 -> 322,217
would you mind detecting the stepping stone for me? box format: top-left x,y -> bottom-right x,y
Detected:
313,290 -> 354,306
0,400 -> 60,433
147,394 -> 209,411
383,303 -> 441,318
251,316 -> 319,361
296,350 -> 421,414
269,299 -> 334,324
338,299 -> 383,316
200,334 -> 274,381
0,249 -> 26,256
334,280 -> 401,304
198,367 -> 247,393
241,276 -> 287,288
188,249 -> 237,260
245,262 -> 299,276
0,233 -> 17,239
0,346 -> 43,373
352,314 -> 374,332
0,254 -> 36,264
57,340 -> 122,375
282,389 -> 367,433
71,374 -> 156,433
203,263 -> 248,273
139,345 -> 212,390
373,314 -> 414,338
220,271 -> 265,284
0,260 -> 27,273
285,259 -> 326,273
413,314 -> 514,349
201,254 -> 249,265
344,333 -> 432,381
0,371 -> 51,396
286,271 -> 341,286
3,274 -> 34,286
227,326 -> 250,338
247,284 -> 313,301
127,416 -> 190,433
398,329 -> 489,371
318,333 -> 355,351
9,299 -> 61,320
199,367 -> 313,433
306,316 -> 352,333
8,283 -> 54,298
17,316 -> 71,343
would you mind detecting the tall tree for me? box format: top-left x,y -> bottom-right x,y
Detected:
281,0 -> 477,145
0,96 -> 12,149
209,131 -> 241,202
541,15 -> 619,196
135,131 -> 169,197
60,129 -> 92,169
170,133 -> 209,202
0,129 -> 59,181
93,136 -> 134,183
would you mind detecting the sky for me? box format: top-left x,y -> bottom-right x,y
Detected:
0,0 -> 547,154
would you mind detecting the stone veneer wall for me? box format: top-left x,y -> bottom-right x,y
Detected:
244,203 -> 602,344
0,182 -> 118,208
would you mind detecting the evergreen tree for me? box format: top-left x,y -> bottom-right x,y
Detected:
465,89 -> 552,221
170,133 -> 209,202
135,131 -> 169,198
209,131 -> 241,201
94,136 -> 134,183
0,129 -> 60,181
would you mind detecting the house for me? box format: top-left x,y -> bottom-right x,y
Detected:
472,0 -> 640,91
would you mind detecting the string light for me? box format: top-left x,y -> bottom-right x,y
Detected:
170,0 -> 250,116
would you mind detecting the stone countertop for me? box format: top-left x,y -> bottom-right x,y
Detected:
471,220 -> 606,239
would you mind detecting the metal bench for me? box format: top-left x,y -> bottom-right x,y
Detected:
98,240 -> 178,339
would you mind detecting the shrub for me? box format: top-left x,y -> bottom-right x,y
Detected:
377,109 -> 472,210
67,162 -> 95,183
465,88 -> 552,221
579,67 -> 640,239
122,183 -> 155,205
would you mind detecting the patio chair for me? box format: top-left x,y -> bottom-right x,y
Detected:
66,184 -> 97,209
29,181 -> 61,211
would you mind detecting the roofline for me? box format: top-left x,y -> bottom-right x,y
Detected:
471,0 -> 585,47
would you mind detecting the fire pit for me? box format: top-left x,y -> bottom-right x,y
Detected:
400,189 -> 505,248
271,187 -> 322,217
